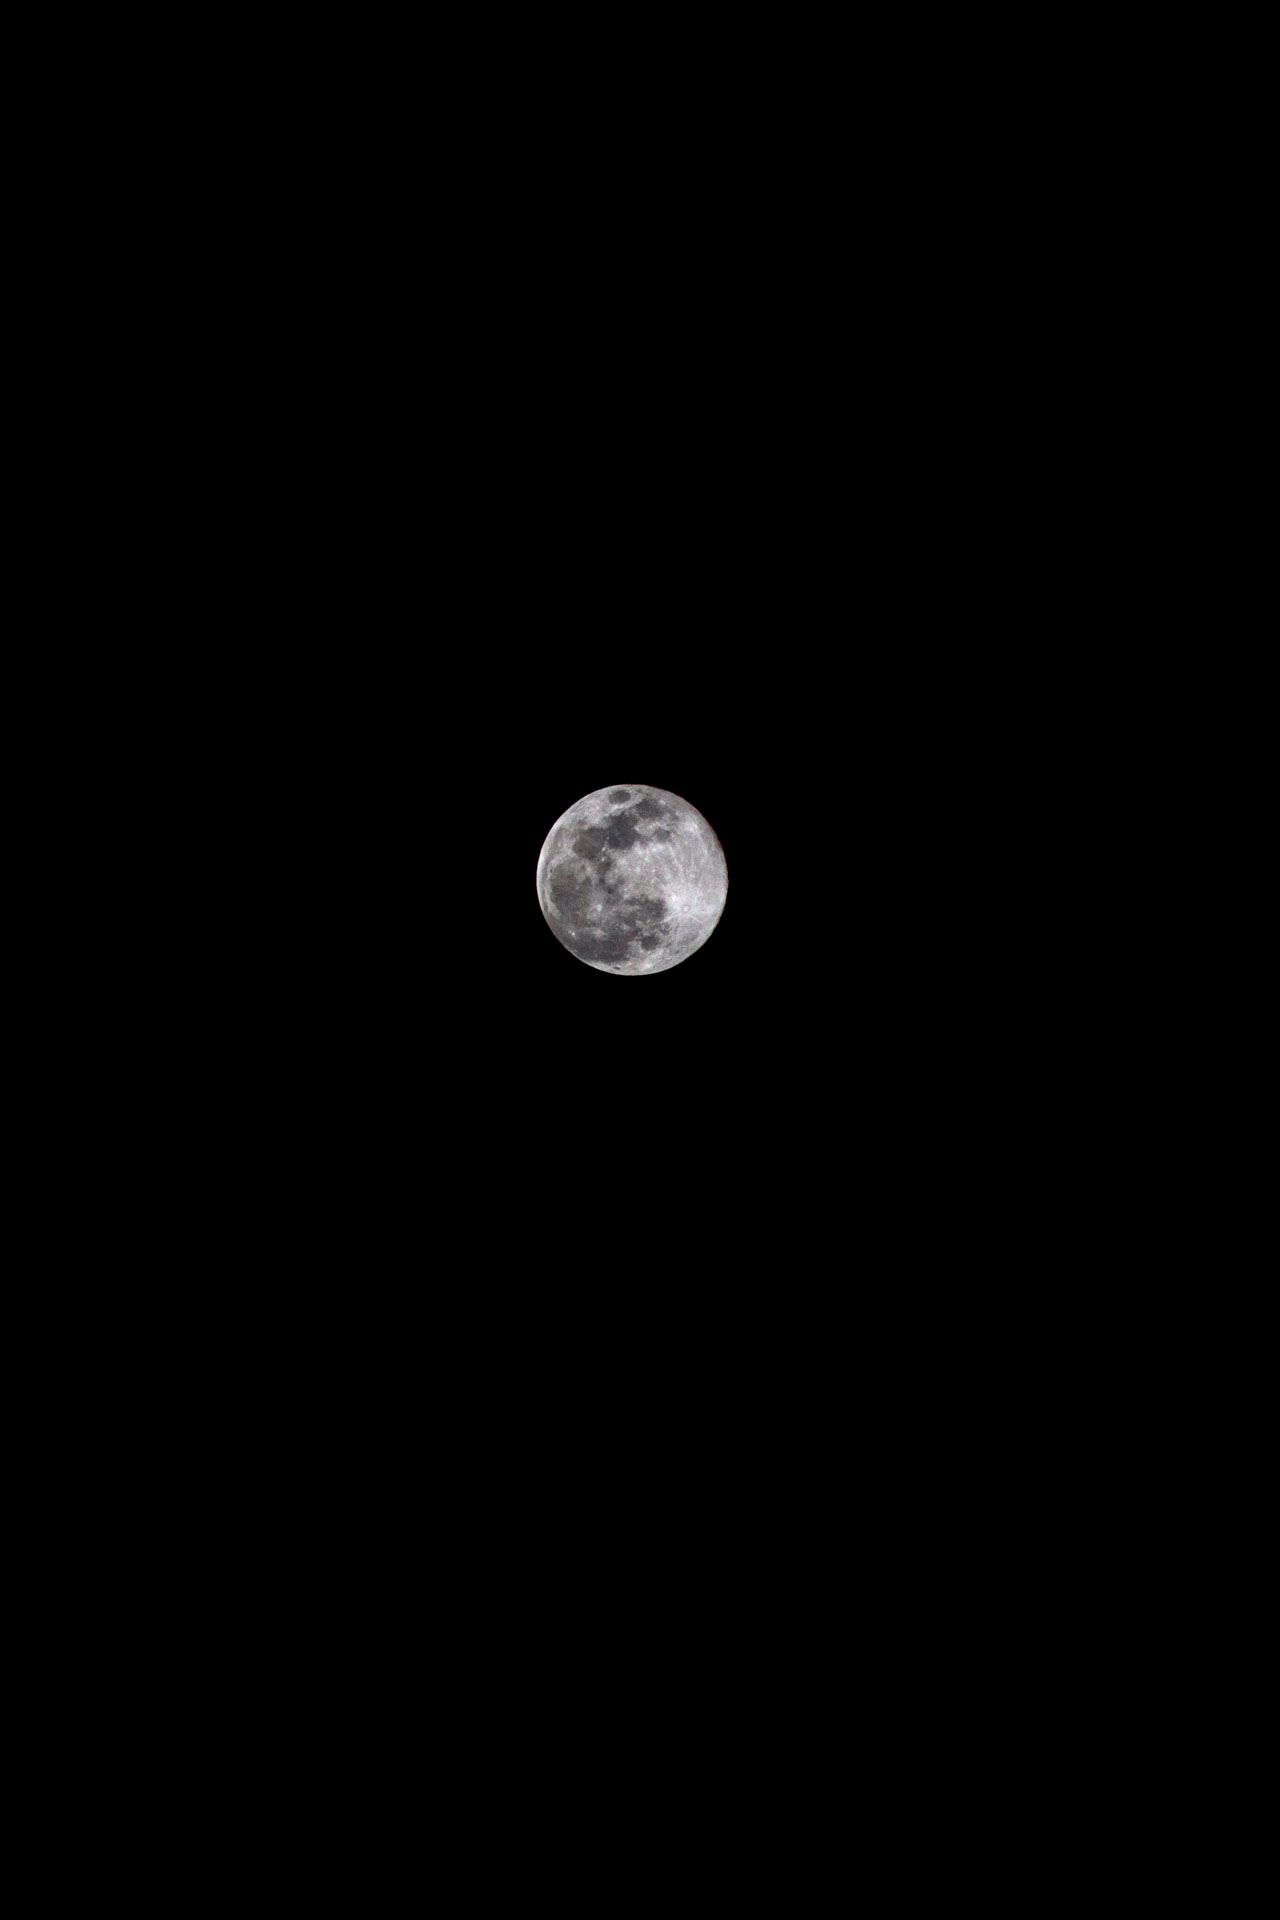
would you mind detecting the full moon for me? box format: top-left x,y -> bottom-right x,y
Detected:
537,785 -> 728,976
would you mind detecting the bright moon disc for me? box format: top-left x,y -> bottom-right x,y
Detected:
536,785 -> 728,976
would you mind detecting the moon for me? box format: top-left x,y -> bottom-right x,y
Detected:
537,786 -> 728,976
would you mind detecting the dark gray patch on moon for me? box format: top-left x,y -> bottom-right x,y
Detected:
589,925 -> 637,963
635,797 -> 668,820
624,896 -> 666,927
572,827 -> 608,859
550,867 -> 591,928
607,789 -> 631,803
605,814 -> 638,851
548,860 -> 664,965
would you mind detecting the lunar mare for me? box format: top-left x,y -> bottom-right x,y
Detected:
536,785 -> 728,975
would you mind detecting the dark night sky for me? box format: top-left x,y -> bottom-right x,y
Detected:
183,30 -> 1065,1415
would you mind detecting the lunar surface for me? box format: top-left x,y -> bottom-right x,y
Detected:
536,786 -> 728,976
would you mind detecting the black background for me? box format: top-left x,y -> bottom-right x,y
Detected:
10,30 -> 1149,1882
188,104 -> 1056,1450
124,38 -> 1099,1808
